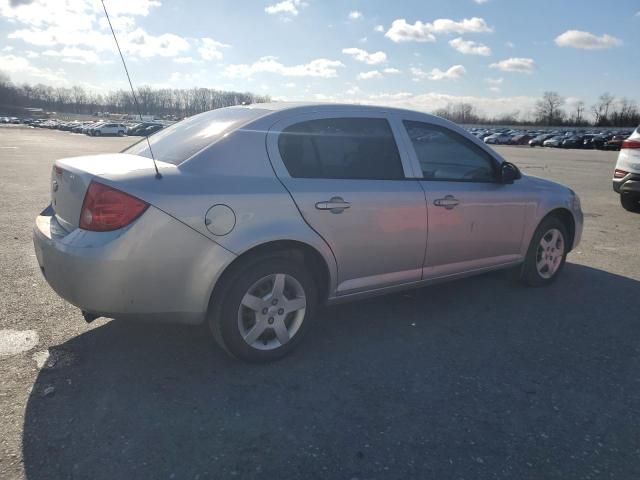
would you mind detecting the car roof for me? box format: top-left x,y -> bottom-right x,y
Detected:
237,101 -> 442,120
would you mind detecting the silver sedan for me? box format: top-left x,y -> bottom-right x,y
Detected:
33,103 -> 583,362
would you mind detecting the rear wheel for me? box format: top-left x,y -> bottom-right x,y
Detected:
521,217 -> 568,287
117,130 -> 125,136
620,194 -> 640,213
208,257 -> 317,362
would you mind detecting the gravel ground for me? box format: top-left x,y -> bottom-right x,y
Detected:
1,125 -> 639,480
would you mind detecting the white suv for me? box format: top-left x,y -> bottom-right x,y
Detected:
612,126 -> 640,212
92,123 -> 126,137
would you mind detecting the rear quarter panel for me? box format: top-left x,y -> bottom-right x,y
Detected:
103,125 -> 339,298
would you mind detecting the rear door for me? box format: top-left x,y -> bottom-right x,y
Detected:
267,112 -> 427,296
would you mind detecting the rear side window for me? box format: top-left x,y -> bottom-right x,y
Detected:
403,120 -> 497,182
278,117 -> 404,180
125,107 -> 269,165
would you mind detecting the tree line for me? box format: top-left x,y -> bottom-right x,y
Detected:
0,72 -> 271,118
1,71 -> 638,127
431,92 -> 639,127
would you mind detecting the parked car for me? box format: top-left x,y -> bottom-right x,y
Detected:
543,136 -> 566,148
86,122 -> 104,135
484,132 -> 511,144
529,133 -> 554,147
612,126 -> 640,212
141,124 -> 163,135
91,122 -> 127,136
33,104 -> 583,361
561,135 -> 584,149
510,134 -> 533,145
127,122 -> 163,136
603,135 -> 628,151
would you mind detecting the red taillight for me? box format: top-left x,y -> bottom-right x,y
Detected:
79,181 -> 148,231
614,169 -> 628,179
622,139 -> 640,149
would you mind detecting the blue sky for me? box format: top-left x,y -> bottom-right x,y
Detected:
0,0 -> 638,119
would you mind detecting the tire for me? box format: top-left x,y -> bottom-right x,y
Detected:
117,130 -> 124,136
208,257 -> 318,362
520,216 -> 569,287
94,131 -> 101,137
621,194 -> 640,213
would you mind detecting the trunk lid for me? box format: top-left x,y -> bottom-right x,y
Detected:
51,153 -> 175,231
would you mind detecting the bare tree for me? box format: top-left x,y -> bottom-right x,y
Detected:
535,91 -> 565,125
572,100 -> 585,125
592,92 -> 615,125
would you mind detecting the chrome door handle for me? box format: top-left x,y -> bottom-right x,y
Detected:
433,195 -> 460,210
315,196 -> 351,213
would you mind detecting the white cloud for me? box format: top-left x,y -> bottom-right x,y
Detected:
25,50 -> 39,58
358,70 -> 383,80
348,10 -> 362,20
2,46 -> 13,52
357,67 -> 400,80
374,25 -> 384,33
485,77 -> 503,85
265,0 -> 307,17
489,86 -> 500,93
198,37 -> 229,61
411,65 -> 466,81
119,28 -> 190,58
385,17 -> 492,43
0,53 -> 67,85
473,0 -> 489,3
505,41 -> 515,48
225,56 -> 344,78
342,47 -> 387,65
42,47 -> 103,64
1,0 -> 195,61
173,56 -> 197,64
385,19 -> 435,43
284,82 -> 296,87
449,37 -> 491,56
554,30 -> 622,50
490,57 -> 535,73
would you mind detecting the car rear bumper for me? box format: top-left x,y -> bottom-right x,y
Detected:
33,205 -> 236,325
613,173 -> 640,194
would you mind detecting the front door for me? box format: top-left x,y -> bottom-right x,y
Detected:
399,119 -> 527,278
267,114 -> 427,295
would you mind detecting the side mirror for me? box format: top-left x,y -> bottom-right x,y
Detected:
500,162 -> 521,184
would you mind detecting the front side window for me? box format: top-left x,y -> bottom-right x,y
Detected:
278,117 -> 404,180
404,120 -> 497,182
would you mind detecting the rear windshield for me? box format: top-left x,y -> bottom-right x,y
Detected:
124,107 -> 269,165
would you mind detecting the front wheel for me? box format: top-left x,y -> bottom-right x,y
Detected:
521,217 -> 569,287
621,194 -> 640,213
208,257 -> 317,362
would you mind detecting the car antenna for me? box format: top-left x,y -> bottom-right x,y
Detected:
100,0 -> 161,179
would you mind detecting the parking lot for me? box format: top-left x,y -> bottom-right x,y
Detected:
1,125 -> 639,479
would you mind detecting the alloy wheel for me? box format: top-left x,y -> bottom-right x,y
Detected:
535,228 -> 565,279
237,273 -> 306,350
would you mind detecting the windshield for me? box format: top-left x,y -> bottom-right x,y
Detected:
124,106 -> 270,165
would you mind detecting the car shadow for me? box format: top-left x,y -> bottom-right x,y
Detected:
23,263 -> 640,480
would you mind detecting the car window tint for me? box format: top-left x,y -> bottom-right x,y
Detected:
403,120 -> 497,182
124,107 -> 270,165
278,118 -> 404,180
